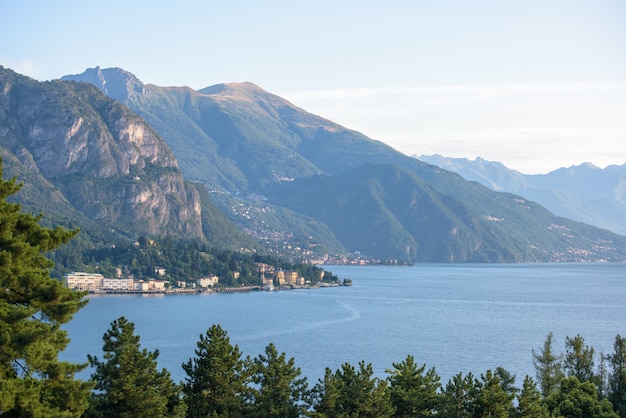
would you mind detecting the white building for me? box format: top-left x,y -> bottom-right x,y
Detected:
102,278 -> 134,291
197,276 -> 219,288
63,272 -> 104,292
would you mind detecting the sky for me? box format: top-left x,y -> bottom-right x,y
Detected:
1,0 -> 625,174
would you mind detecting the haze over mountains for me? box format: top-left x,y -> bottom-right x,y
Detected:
418,155 -> 626,236
1,65 -> 625,263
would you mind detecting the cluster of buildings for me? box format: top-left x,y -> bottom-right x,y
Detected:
62,272 -> 219,293
64,264 -> 316,294
257,263 -> 310,287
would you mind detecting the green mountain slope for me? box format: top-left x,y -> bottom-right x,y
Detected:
266,164 -> 626,262
60,67 -> 626,262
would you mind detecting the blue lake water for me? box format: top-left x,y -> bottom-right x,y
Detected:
62,263 -> 626,386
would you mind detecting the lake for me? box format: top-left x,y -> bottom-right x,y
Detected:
61,263 -> 626,386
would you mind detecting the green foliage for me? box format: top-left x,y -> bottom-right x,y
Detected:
0,159 -> 92,416
52,237 -> 338,287
544,376 -> 618,417
532,332 -> 565,397
248,342 -> 310,418
266,162 -> 626,263
312,361 -> 394,417
516,376 -> 549,417
86,316 -> 186,417
607,335 -> 626,416
387,355 -> 442,417
474,369 -> 517,417
564,334 -> 596,384
182,325 -> 251,418
440,372 -> 480,417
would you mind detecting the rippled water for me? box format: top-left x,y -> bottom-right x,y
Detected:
62,263 -> 626,385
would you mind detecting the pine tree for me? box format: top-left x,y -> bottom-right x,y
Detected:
532,332 -> 564,397
607,334 -> 626,416
0,159 -> 92,416
564,334 -> 595,383
182,324 -> 251,417
474,369 -> 516,417
312,360 -> 394,417
86,316 -> 186,417
387,354 -> 441,417
248,342 -> 310,418
544,376 -> 618,417
515,375 -> 549,418
440,372 -> 479,417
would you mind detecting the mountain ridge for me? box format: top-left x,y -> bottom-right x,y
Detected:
418,154 -> 626,235
0,65 -> 257,250
6,65 -> 623,262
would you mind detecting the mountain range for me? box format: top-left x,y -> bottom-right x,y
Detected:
1,65 -> 624,263
418,155 -> 626,236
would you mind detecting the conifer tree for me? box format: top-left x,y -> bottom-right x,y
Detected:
0,159 -> 92,416
313,361 -> 394,417
182,324 -> 251,417
386,354 -> 441,417
515,375 -> 549,418
440,372 -> 479,417
86,316 -> 186,417
532,332 -> 564,397
607,334 -> 626,416
544,376 -> 618,417
474,369 -> 516,417
564,334 -> 595,383
248,342 -> 310,418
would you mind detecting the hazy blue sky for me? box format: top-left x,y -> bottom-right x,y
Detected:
2,0 -> 625,173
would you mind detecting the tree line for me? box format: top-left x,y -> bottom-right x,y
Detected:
1,158 -> 625,417
78,319 -> 626,418
49,235 -> 339,288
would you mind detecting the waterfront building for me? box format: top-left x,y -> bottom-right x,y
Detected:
197,276 -> 219,288
133,279 -> 166,292
102,278 -> 134,291
63,272 -> 104,292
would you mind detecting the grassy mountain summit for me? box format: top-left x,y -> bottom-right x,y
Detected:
62,67 -> 402,192
11,65 -> 619,263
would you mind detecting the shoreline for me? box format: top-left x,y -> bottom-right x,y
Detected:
87,282 -> 349,295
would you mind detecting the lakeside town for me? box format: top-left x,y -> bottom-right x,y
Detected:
63,261 -> 351,294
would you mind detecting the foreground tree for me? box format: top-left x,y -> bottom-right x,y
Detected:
0,160 -> 92,416
312,361 -> 394,417
564,334 -> 596,384
544,376 -> 617,417
439,372 -> 479,417
386,355 -> 441,417
182,324 -> 250,417
515,375 -> 549,418
532,332 -> 564,397
474,369 -> 517,417
86,316 -> 186,417
607,335 -> 626,416
248,342 -> 309,418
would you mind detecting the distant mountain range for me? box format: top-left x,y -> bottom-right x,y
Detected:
1,65 -> 624,263
418,155 -> 626,236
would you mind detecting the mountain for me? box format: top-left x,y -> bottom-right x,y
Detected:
265,163 -> 626,262
0,66 -> 256,249
17,66 -> 626,262
418,155 -> 626,236
62,67 -> 408,192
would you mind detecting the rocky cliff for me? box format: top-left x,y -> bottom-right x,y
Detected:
0,66 -> 204,240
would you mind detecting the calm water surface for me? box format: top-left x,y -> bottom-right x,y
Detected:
62,263 -> 626,385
